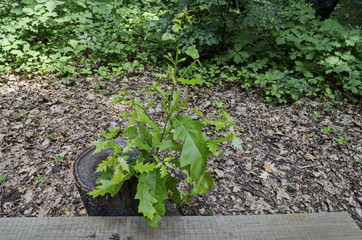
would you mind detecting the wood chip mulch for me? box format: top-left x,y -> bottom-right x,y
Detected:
1,73 -> 361,228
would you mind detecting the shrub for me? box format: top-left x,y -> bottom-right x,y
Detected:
0,0 -> 160,75
89,12 -> 242,226
206,0 -> 362,103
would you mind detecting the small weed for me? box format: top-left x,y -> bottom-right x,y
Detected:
46,133 -> 57,139
335,135 -> 348,145
266,130 -> 274,135
55,156 -> 64,161
98,90 -> 113,95
322,124 -> 333,133
91,84 -> 112,95
0,173 -> 7,185
91,84 -> 102,91
202,210 -> 214,216
288,182 -> 297,191
16,109 -> 27,119
357,158 -> 362,166
56,77 -> 75,86
312,113 -> 322,121
333,130 -> 343,135
323,102 -> 334,112
36,176 -> 45,182
71,107 -> 79,112
63,207 -> 70,213
90,104 -> 97,107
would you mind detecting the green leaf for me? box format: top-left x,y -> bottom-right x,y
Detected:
152,82 -> 168,101
190,172 -> 214,196
106,89 -> 128,105
10,50 -> 23,56
203,119 -> 226,131
168,90 -> 181,115
122,126 -> 137,138
162,32 -> 176,41
149,215 -> 162,227
146,97 -> 157,107
172,24 -> 181,33
136,171 -> 168,223
166,176 -> 181,205
134,162 -> 157,174
38,15 -> 49,22
133,99 -> 161,132
111,166 -> 126,184
150,172 -> 168,217
23,8 -> 34,15
156,140 -> 182,151
192,107 -> 204,118
95,159 -> 111,173
206,140 -> 220,153
334,64 -> 351,73
101,127 -> 120,139
95,168 -> 113,185
135,179 -> 158,219
215,149 -> 225,161
0,173 -> 7,184
91,140 -> 115,154
154,73 -> 167,79
116,156 -> 130,172
123,124 -> 152,151
177,78 -> 202,85
138,124 -> 152,147
68,39 -> 79,49
88,179 -> 122,197
154,173 -> 168,214
45,1 -> 60,12
173,115 -> 209,181
185,45 -> 199,60
158,163 -> 168,178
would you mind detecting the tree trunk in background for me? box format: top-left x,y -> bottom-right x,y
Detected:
306,0 -> 340,20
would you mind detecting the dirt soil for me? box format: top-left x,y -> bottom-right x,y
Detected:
1,73 -> 361,228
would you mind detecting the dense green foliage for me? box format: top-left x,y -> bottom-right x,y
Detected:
89,14 -> 242,226
208,1 -> 362,103
0,0 -> 159,75
0,0 -> 361,103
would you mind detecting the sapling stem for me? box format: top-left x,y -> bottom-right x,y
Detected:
159,30 -> 182,145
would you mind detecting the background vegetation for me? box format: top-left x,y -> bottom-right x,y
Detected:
0,0 -> 361,103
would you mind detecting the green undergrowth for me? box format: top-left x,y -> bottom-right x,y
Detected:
1,0 -> 361,104
0,0 -> 163,76
197,1 -> 362,104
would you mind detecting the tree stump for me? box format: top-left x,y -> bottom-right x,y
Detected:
73,140 -> 141,216
73,139 -> 180,216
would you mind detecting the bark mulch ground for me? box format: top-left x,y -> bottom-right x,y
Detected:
1,73 -> 361,228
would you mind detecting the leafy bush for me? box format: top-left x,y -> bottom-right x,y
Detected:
1,0 -> 361,103
89,13 -> 242,226
204,0 -> 362,103
156,0 -> 247,51
0,0 -> 161,75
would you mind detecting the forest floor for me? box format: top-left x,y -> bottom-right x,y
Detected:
0,73 -> 361,229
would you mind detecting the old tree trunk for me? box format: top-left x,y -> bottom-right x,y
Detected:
306,0 -> 340,20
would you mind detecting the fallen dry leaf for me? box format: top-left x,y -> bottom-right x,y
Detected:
259,171 -> 270,180
263,161 -> 277,173
277,189 -> 291,201
303,152 -> 316,161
